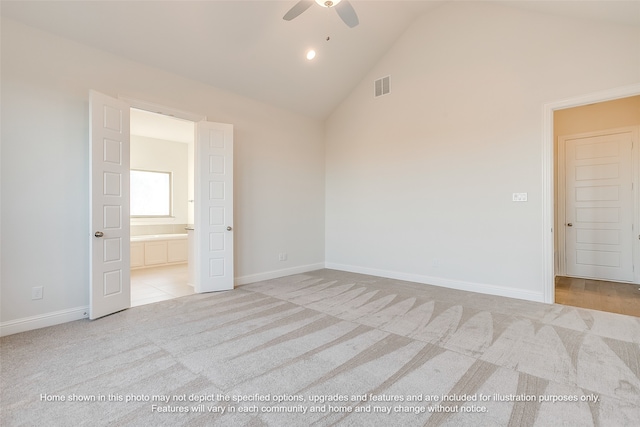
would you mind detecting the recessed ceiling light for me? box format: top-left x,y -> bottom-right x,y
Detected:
306,50 -> 316,60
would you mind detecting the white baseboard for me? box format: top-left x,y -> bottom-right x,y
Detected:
1,263 -> 543,337
235,263 -> 326,286
0,306 -> 89,337
325,263 -> 545,303
1,263 -> 324,337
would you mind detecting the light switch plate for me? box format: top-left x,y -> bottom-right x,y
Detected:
512,193 -> 528,202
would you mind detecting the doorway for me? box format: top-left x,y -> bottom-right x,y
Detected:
129,108 -> 196,307
90,91 -> 235,319
551,94 -> 640,316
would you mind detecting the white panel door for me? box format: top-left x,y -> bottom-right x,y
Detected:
564,129 -> 635,282
89,90 -> 131,319
195,121 -> 234,292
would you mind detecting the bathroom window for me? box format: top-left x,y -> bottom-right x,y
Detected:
130,170 -> 172,217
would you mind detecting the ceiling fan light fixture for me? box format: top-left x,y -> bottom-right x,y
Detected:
315,0 -> 342,8
284,0 -> 357,28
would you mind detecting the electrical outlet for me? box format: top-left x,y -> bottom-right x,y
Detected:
32,286 -> 43,300
431,258 -> 441,268
512,193 -> 528,202
278,252 -> 288,261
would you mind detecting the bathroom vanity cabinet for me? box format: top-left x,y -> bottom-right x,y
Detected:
130,235 -> 188,269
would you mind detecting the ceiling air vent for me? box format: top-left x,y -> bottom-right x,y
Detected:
374,75 -> 390,98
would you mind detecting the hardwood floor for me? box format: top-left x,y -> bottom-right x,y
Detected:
555,275 -> 640,317
130,263 -> 194,307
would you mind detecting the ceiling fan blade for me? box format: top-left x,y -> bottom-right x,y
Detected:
335,0 -> 359,28
283,0 -> 314,21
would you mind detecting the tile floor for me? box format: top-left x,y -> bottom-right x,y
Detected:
555,275 -> 640,317
130,263 -> 194,307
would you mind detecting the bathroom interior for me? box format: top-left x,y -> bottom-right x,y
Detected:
129,108 -> 196,307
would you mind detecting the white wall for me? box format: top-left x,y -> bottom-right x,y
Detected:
0,18 -> 325,332
130,135 -> 189,226
325,2 -> 640,300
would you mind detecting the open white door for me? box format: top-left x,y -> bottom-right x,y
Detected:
89,90 -> 131,319
194,121 -> 234,292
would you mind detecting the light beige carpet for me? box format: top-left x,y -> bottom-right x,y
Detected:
2,269 -> 639,426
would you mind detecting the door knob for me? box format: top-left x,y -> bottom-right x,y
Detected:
95,231 -> 104,237
567,223 -> 573,227
226,226 -> 233,231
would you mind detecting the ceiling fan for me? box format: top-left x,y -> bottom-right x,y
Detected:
283,0 -> 359,28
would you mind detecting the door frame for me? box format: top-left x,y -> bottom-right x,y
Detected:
556,126 -> 638,281
121,97 -> 206,123
542,83 -> 640,303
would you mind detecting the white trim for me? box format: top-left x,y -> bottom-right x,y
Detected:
119,96 -> 206,122
635,126 -> 640,284
542,83 -> 640,304
0,307 -> 89,337
542,98 -> 555,304
235,263 -> 326,286
556,131 -> 567,276
326,263 -> 545,303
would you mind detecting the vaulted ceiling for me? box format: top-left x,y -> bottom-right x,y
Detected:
2,1 -> 639,119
